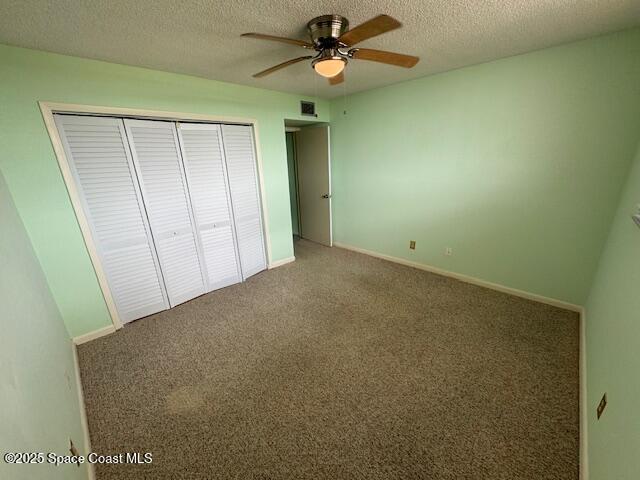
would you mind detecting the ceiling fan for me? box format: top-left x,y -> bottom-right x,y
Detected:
241,14 -> 419,85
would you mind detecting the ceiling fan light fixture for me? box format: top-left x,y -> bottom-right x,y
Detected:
312,56 -> 346,78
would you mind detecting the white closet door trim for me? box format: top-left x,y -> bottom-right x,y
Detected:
249,125 -> 272,266
40,101 -> 274,331
41,115 -> 129,329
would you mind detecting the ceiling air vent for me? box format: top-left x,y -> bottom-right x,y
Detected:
300,101 -> 316,117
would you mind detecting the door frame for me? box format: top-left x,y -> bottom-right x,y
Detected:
326,125 -> 333,246
40,101 -> 272,331
285,129 -> 302,237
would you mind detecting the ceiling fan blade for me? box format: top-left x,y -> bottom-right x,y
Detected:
329,71 -> 344,86
252,56 -> 313,78
351,48 -> 419,68
241,33 -> 314,49
338,15 -> 401,46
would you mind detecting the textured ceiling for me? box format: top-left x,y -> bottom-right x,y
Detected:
1,0 -> 639,98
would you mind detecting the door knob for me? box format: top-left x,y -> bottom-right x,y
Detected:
321,194 -> 331,199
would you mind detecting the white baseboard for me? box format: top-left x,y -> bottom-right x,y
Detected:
333,242 -> 582,312
580,309 -> 589,480
268,256 -> 295,269
73,325 -> 116,345
72,344 -> 95,480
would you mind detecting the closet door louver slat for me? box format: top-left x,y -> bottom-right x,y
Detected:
221,125 -> 267,279
56,115 -> 267,325
54,114 -> 169,323
124,119 -> 207,307
177,123 -> 242,291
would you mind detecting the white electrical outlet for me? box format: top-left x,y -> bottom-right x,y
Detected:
445,247 -> 452,256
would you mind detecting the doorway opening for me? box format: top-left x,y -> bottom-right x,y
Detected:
284,120 -> 332,247
285,130 -> 301,239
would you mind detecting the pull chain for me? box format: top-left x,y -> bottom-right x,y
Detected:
313,68 -> 318,109
342,75 -> 347,116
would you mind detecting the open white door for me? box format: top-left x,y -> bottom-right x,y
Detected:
296,125 -> 332,246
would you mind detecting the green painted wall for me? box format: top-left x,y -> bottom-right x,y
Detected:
330,28 -> 640,305
0,172 -> 88,480
285,132 -> 300,236
585,142 -> 640,479
0,44 -> 328,337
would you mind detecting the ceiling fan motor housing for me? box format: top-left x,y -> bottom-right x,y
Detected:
307,14 -> 349,49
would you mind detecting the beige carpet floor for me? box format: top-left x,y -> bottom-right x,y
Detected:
78,239 -> 579,480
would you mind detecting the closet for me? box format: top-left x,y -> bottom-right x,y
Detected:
54,114 -> 267,324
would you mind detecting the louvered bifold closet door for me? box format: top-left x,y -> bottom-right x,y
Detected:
54,114 -> 169,323
221,125 -> 267,279
124,119 -> 207,307
177,123 -> 242,291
